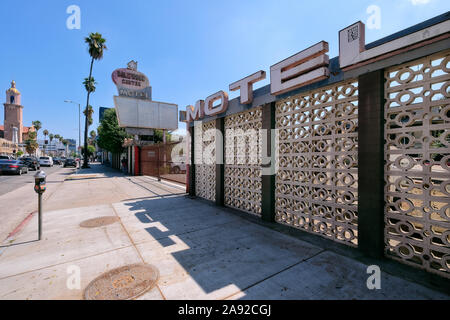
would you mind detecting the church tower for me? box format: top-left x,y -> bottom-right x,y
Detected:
4,81 -> 24,143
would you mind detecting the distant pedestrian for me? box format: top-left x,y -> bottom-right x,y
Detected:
121,158 -> 128,173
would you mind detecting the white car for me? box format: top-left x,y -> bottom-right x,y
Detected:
170,162 -> 186,174
39,156 -> 54,167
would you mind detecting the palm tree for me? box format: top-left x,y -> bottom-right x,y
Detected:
53,135 -> 62,156
49,133 -> 54,155
82,32 -> 107,168
62,139 -> 68,157
83,77 -> 97,93
83,105 -> 94,126
26,131 -> 38,156
25,140 -> 39,156
89,130 -> 97,144
28,131 -> 37,140
43,129 -> 49,155
32,120 -> 42,141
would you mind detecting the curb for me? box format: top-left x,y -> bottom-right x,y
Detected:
7,211 -> 36,239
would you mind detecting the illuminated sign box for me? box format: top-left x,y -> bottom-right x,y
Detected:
114,96 -> 178,130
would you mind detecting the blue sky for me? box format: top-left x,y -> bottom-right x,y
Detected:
0,0 -> 449,142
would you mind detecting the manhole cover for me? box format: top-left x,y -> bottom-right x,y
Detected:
79,216 -> 119,228
84,264 -> 159,300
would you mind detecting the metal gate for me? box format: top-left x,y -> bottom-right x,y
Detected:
140,142 -> 186,185
384,50 -> 450,278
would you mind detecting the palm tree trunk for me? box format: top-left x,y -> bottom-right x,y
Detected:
82,58 -> 94,168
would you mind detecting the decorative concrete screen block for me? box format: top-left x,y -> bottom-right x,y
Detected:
194,120 -> 216,201
275,80 -> 359,246
224,108 -> 263,216
384,50 -> 450,278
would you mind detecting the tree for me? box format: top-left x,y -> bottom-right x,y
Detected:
83,77 -> 96,93
28,131 -> 37,140
81,145 -> 96,157
82,32 -> 107,169
154,130 -> 172,143
89,130 -> 97,145
32,120 -> 42,139
25,131 -> 38,155
62,139 -> 68,157
97,108 -> 129,154
57,136 -> 63,156
83,105 -> 94,126
16,150 -> 24,157
49,133 -> 54,155
25,140 -> 38,155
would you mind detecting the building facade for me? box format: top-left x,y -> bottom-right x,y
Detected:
0,138 -> 18,156
186,13 -> 450,282
1,81 -> 35,144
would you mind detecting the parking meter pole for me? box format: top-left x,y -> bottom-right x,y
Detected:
34,170 -> 46,241
38,193 -> 42,240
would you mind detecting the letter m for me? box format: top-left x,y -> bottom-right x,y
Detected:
186,100 -> 204,122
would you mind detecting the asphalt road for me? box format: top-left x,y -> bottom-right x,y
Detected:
0,165 -> 67,196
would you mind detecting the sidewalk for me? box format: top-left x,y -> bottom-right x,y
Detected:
0,164 -> 448,300
0,167 -> 71,243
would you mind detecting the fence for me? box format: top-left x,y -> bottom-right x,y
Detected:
188,15 -> 450,279
384,50 -> 450,278
224,108 -> 263,216
140,141 -> 186,185
275,80 -> 359,247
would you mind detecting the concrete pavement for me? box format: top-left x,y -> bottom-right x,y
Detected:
0,165 -> 74,243
0,164 -> 448,300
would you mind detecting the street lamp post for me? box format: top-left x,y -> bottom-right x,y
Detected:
64,100 -> 81,156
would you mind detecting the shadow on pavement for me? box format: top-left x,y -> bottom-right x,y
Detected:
121,195 -> 322,299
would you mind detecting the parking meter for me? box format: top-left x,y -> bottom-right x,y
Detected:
34,170 -> 47,194
34,170 -> 46,240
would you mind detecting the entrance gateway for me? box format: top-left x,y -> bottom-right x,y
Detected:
185,13 -> 450,280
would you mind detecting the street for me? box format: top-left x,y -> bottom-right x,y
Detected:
0,165 -> 67,196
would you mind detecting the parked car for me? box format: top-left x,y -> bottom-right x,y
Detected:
170,162 -> 187,174
20,156 -> 40,171
39,156 -> 54,167
0,160 -> 29,175
64,158 -> 77,168
53,157 -> 62,165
